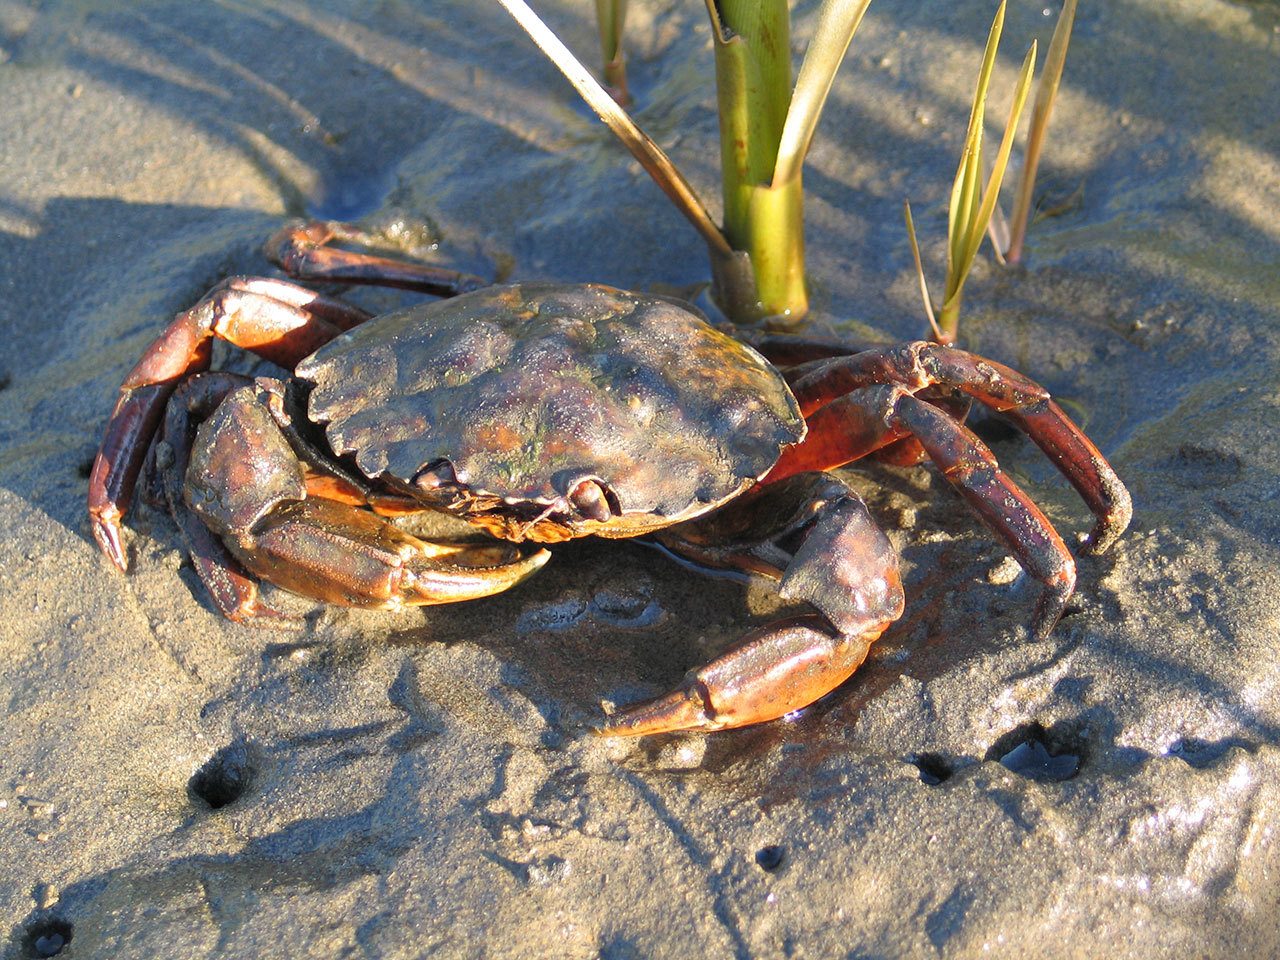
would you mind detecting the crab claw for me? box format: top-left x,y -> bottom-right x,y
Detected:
218,498 -> 553,611
597,615 -> 885,736
396,538 -> 554,606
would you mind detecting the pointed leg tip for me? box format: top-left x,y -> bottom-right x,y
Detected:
1031,583 -> 1073,640
227,601 -> 302,629
91,515 -> 128,572
1082,511 -> 1132,556
1082,486 -> 1133,556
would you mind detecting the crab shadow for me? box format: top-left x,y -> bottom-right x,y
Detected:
375,455 -> 1094,765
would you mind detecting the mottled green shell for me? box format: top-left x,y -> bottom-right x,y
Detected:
296,283 -> 805,534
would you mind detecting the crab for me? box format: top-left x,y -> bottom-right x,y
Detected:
88,220 -> 1131,736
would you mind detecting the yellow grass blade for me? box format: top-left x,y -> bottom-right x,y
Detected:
1007,0 -> 1078,262
948,40 -> 1037,303
772,0 -> 875,188
947,0 -> 1005,298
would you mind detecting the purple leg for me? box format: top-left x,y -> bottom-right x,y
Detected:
264,220 -> 487,297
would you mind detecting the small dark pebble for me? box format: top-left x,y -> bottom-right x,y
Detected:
26,919 -> 72,957
999,740 -> 1079,781
34,933 -> 65,957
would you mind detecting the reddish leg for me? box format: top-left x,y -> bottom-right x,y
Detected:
264,220 -> 487,296
88,277 -> 369,570
182,381 -> 549,615
155,372 -> 293,622
784,341 -> 1131,553
602,475 -> 904,735
769,384 -> 1075,637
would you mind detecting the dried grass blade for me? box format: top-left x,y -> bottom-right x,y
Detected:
1007,0 -> 1077,261
903,200 -> 942,341
496,0 -> 731,255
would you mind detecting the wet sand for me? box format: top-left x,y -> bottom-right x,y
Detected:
2,1 -> 1279,957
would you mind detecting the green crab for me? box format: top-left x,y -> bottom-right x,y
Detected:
89,221 -> 1130,735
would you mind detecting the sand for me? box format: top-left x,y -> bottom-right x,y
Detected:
2,1 -> 1279,957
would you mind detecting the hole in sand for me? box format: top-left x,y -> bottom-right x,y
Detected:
189,742 -> 255,809
1058,601 -> 1086,620
1167,737 -> 1255,769
25,918 -> 72,957
755,845 -> 786,872
909,752 -> 955,785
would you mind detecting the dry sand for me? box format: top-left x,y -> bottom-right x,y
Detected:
2,1 -> 1279,957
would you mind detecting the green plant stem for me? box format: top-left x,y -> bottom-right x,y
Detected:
708,0 -> 806,321
936,282 -> 962,343
712,0 -> 790,244
594,0 -> 630,105
746,176 -> 807,322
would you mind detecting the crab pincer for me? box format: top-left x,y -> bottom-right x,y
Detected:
600,480 -> 904,735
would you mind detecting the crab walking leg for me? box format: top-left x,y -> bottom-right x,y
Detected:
787,341 -> 1131,553
89,277 -> 371,570
769,385 -> 1076,638
265,220 -> 487,297
184,382 -> 549,616
893,395 -> 1076,635
764,386 -> 910,481
602,487 -> 904,735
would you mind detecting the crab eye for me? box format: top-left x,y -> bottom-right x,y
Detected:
414,459 -> 458,490
567,478 -> 615,522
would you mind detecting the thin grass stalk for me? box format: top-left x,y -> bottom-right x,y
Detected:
952,45 -> 1037,290
1005,0 -> 1077,263
937,13 -> 1037,342
903,200 -> 943,341
594,0 -> 630,105
946,1 -> 1005,306
496,0 -> 731,263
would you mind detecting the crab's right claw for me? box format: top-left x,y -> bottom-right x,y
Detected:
398,539 -> 554,605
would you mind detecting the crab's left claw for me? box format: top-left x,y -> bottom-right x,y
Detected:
599,484 -> 902,736
598,615 -> 886,736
